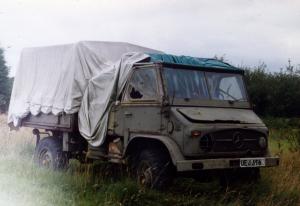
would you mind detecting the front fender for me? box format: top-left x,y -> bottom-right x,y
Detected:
125,134 -> 185,165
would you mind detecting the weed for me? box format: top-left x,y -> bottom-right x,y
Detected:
0,115 -> 299,206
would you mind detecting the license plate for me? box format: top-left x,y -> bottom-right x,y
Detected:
240,158 -> 266,167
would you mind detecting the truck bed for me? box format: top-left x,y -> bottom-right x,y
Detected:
21,113 -> 78,132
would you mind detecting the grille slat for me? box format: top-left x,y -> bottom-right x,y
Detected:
208,129 -> 263,153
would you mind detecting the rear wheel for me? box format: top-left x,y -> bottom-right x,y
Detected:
34,136 -> 69,170
132,148 -> 175,189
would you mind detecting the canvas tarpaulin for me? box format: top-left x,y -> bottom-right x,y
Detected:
8,41 -> 161,146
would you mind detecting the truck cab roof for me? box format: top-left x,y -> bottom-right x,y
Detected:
147,53 -> 243,73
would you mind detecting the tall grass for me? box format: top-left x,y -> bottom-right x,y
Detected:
0,115 -> 299,206
0,115 -> 33,157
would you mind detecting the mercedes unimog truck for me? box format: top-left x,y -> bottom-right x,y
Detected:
8,41 -> 279,189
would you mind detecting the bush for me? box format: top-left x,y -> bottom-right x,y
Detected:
244,63 -> 300,117
0,48 -> 11,113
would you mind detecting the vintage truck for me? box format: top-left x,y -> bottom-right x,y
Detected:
8,42 -> 279,189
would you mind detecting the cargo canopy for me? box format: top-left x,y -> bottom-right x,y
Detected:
8,41 -> 161,146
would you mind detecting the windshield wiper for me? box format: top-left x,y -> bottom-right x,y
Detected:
219,88 -> 238,101
228,97 -> 245,104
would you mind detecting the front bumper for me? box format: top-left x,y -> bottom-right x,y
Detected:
176,156 -> 279,172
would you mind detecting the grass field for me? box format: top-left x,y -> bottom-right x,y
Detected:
0,115 -> 299,206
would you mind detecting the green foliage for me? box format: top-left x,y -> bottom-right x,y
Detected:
264,117 -> 300,153
0,48 -> 11,113
244,62 -> 300,117
263,117 -> 300,129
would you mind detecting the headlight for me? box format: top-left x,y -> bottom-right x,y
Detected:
199,135 -> 213,152
259,136 -> 267,148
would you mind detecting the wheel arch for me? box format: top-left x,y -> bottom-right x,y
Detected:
124,134 -> 184,165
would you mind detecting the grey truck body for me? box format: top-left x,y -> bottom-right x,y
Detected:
22,61 -> 279,172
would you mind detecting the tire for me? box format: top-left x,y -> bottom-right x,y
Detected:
34,136 -> 69,170
133,148 -> 175,190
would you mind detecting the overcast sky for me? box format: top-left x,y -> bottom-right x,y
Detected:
0,0 -> 300,76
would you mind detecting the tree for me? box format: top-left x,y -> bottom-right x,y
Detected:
244,61 -> 300,117
213,54 -> 227,62
286,59 -> 294,73
0,48 -> 10,113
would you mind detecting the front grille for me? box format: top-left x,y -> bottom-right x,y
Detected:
201,129 -> 264,153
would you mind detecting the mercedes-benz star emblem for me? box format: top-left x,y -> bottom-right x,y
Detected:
232,132 -> 244,148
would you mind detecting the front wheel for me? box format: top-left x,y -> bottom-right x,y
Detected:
34,136 -> 69,170
133,148 -> 175,190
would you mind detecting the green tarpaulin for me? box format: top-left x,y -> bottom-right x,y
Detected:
148,53 -> 242,71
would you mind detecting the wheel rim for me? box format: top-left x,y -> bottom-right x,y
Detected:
137,161 -> 153,187
39,149 -> 53,169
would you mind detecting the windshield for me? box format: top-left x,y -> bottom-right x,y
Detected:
163,68 -> 247,101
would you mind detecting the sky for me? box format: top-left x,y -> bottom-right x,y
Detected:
0,0 -> 300,76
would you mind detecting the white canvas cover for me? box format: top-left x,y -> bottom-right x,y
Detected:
8,41 -> 161,146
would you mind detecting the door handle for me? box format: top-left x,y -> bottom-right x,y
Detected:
124,111 -> 133,117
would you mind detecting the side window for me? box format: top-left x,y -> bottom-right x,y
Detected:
126,68 -> 158,101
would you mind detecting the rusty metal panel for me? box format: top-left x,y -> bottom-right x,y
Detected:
123,105 -> 162,134
21,113 -> 77,132
177,107 -> 262,124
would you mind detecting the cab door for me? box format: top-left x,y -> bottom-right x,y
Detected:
118,66 -> 163,143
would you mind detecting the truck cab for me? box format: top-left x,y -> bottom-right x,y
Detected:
103,60 -> 278,188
